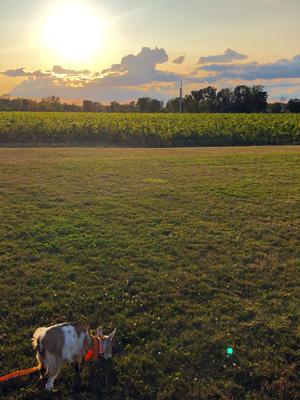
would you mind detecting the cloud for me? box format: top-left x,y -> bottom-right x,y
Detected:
102,47 -> 168,74
173,54 -> 186,65
1,68 -> 32,77
6,47 -> 180,94
1,68 -> 51,78
263,78 -> 300,101
9,47 -> 182,102
198,49 -> 247,64
52,65 -> 91,75
32,70 -> 51,77
99,46 -> 180,86
10,75 -> 175,103
6,47 -> 300,103
199,54 -> 300,81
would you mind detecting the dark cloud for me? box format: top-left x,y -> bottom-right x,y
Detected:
32,70 -> 51,77
198,49 -> 247,64
199,55 -> 300,81
173,54 -> 186,65
1,68 -> 32,77
1,68 -> 50,78
52,65 -> 91,75
292,55 -> 300,62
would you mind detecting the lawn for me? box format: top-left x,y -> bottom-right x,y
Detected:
0,146 -> 299,400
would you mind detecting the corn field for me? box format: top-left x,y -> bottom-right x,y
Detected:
0,112 -> 299,146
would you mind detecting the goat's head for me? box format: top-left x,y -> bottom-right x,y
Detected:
96,326 -> 116,359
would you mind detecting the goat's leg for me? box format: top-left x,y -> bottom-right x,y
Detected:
74,356 -> 84,373
45,365 -> 61,392
39,364 -> 47,380
36,353 -> 47,379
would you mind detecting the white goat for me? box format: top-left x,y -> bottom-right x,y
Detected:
32,322 -> 116,391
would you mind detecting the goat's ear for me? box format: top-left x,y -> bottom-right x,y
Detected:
97,327 -> 103,337
108,328 -> 116,341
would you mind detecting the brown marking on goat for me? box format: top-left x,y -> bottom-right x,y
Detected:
72,322 -> 90,356
72,322 -> 88,337
42,326 -> 65,362
83,334 -> 91,353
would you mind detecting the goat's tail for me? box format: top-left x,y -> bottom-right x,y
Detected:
32,328 -> 45,355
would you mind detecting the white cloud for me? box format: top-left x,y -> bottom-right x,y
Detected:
100,46 -> 179,86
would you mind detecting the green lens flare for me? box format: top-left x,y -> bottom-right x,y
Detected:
226,347 -> 234,355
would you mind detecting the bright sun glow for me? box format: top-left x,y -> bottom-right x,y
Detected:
44,3 -> 104,62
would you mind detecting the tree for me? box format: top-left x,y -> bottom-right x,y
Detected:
148,99 -> 164,113
39,96 -> 62,111
268,102 -> 285,113
136,97 -> 152,112
233,85 -> 252,113
121,101 -> 136,112
83,100 -> 104,112
183,95 -> 199,112
136,97 -> 163,112
164,98 -> 181,113
82,100 -> 93,112
250,85 -> 268,112
191,86 -> 218,112
217,88 -> 234,112
108,101 -> 122,112
287,99 -> 300,113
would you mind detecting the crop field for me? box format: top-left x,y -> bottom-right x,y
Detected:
0,112 -> 300,147
0,146 -> 299,400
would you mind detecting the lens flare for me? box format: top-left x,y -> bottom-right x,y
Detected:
226,347 -> 234,356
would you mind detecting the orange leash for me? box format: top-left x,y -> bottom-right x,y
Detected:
1,335 -> 104,383
0,366 -> 40,383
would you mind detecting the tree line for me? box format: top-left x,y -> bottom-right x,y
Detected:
166,86 -> 300,113
1,86 -> 300,113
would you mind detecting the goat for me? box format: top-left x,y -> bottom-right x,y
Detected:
32,322 -> 116,391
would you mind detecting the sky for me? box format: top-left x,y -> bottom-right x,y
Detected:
0,0 -> 300,103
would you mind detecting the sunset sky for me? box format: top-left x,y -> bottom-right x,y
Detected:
1,0 -> 300,103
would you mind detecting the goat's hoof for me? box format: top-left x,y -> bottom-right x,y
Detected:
45,383 -> 53,391
39,367 -> 46,380
75,363 -> 82,373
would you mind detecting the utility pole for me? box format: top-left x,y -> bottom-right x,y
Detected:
179,80 -> 183,113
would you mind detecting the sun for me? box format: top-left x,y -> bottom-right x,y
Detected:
43,3 -> 104,62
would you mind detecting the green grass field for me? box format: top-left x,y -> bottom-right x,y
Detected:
0,147 -> 299,400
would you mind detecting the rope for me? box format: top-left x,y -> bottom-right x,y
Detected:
0,365 -> 40,383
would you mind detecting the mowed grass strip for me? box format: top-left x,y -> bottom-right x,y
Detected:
0,147 -> 299,400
